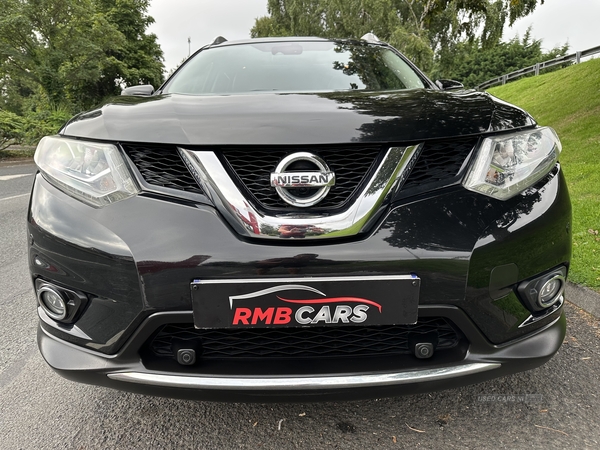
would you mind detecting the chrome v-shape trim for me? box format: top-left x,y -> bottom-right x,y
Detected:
179,145 -> 421,240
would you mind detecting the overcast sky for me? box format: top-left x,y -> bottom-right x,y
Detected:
148,0 -> 600,74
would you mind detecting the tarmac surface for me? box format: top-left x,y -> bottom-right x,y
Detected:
1,162 -> 599,449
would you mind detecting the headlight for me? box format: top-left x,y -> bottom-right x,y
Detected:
34,136 -> 139,207
463,127 -> 561,200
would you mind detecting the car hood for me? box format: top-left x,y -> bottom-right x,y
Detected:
61,90 -> 535,145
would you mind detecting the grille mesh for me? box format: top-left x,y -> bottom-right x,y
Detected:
221,146 -> 382,209
122,144 -> 204,194
149,318 -> 460,359
121,138 -> 479,202
402,137 -> 478,192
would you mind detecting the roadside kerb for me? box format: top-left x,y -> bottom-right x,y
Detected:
566,281 -> 600,318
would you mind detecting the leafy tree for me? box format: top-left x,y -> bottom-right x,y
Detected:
437,30 -> 569,87
0,71 -> 37,116
0,109 -> 25,150
251,0 -> 545,73
0,0 -> 124,110
93,0 -> 164,100
0,0 -> 164,112
0,0 -> 164,145
21,97 -> 73,144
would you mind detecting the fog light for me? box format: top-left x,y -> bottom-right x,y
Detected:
38,286 -> 67,320
538,275 -> 565,308
34,279 -> 89,324
517,266 -> 567,313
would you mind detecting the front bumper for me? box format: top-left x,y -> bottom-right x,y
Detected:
29,162 -> 571,401
38,308 -> 566,402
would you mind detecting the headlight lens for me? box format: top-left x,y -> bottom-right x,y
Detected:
463,127 -> 561,200
34,136 -> 139,207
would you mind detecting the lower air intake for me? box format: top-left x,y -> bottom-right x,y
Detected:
148,318 -> 461,360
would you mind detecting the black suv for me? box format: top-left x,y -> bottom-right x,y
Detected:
29,36 -> 570,402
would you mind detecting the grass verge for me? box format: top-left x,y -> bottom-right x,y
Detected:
0,145 -> 36,161
489,58 -> 600,292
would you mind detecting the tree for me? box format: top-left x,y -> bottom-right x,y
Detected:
436,30 -> 569,88
0,109 -> 25,150
93,0 -> 164,101
0,0 -> 164,112
252,0 -> 427,65
251,0 -> 545,73
0,0 -> 123,110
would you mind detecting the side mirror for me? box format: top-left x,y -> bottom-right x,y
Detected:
435,79 -> 464,91
121,84 -> 155,96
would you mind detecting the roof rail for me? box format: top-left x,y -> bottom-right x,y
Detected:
361,33 -> 381,44
210,36 -> 228,46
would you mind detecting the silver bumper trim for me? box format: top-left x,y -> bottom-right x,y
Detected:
107,363 -> 500,390
518,296 -> 564,328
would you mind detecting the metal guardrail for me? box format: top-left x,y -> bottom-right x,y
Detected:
476,44 -> 600,90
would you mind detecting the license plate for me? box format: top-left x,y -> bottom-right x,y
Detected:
191,275 -> 420,329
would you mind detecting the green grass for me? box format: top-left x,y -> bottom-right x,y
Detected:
489,59 -> 600,292
0,145 -> 36,161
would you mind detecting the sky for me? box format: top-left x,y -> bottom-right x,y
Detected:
506,0 -> 600,53
148,0 -> 600,74
148,0 -> 267,73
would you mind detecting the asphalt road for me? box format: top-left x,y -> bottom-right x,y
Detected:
1,162 -> 599,449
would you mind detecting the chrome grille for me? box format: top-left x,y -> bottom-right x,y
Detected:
221,146 -> 382,210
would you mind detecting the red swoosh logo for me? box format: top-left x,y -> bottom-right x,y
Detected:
276,296 -> 382,313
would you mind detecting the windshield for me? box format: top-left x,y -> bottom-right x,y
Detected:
165,41 -> 426,95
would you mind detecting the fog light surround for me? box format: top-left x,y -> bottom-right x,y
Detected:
517,266 -> 567,313
38,286 -> 67,320
35,279 -> 88,323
